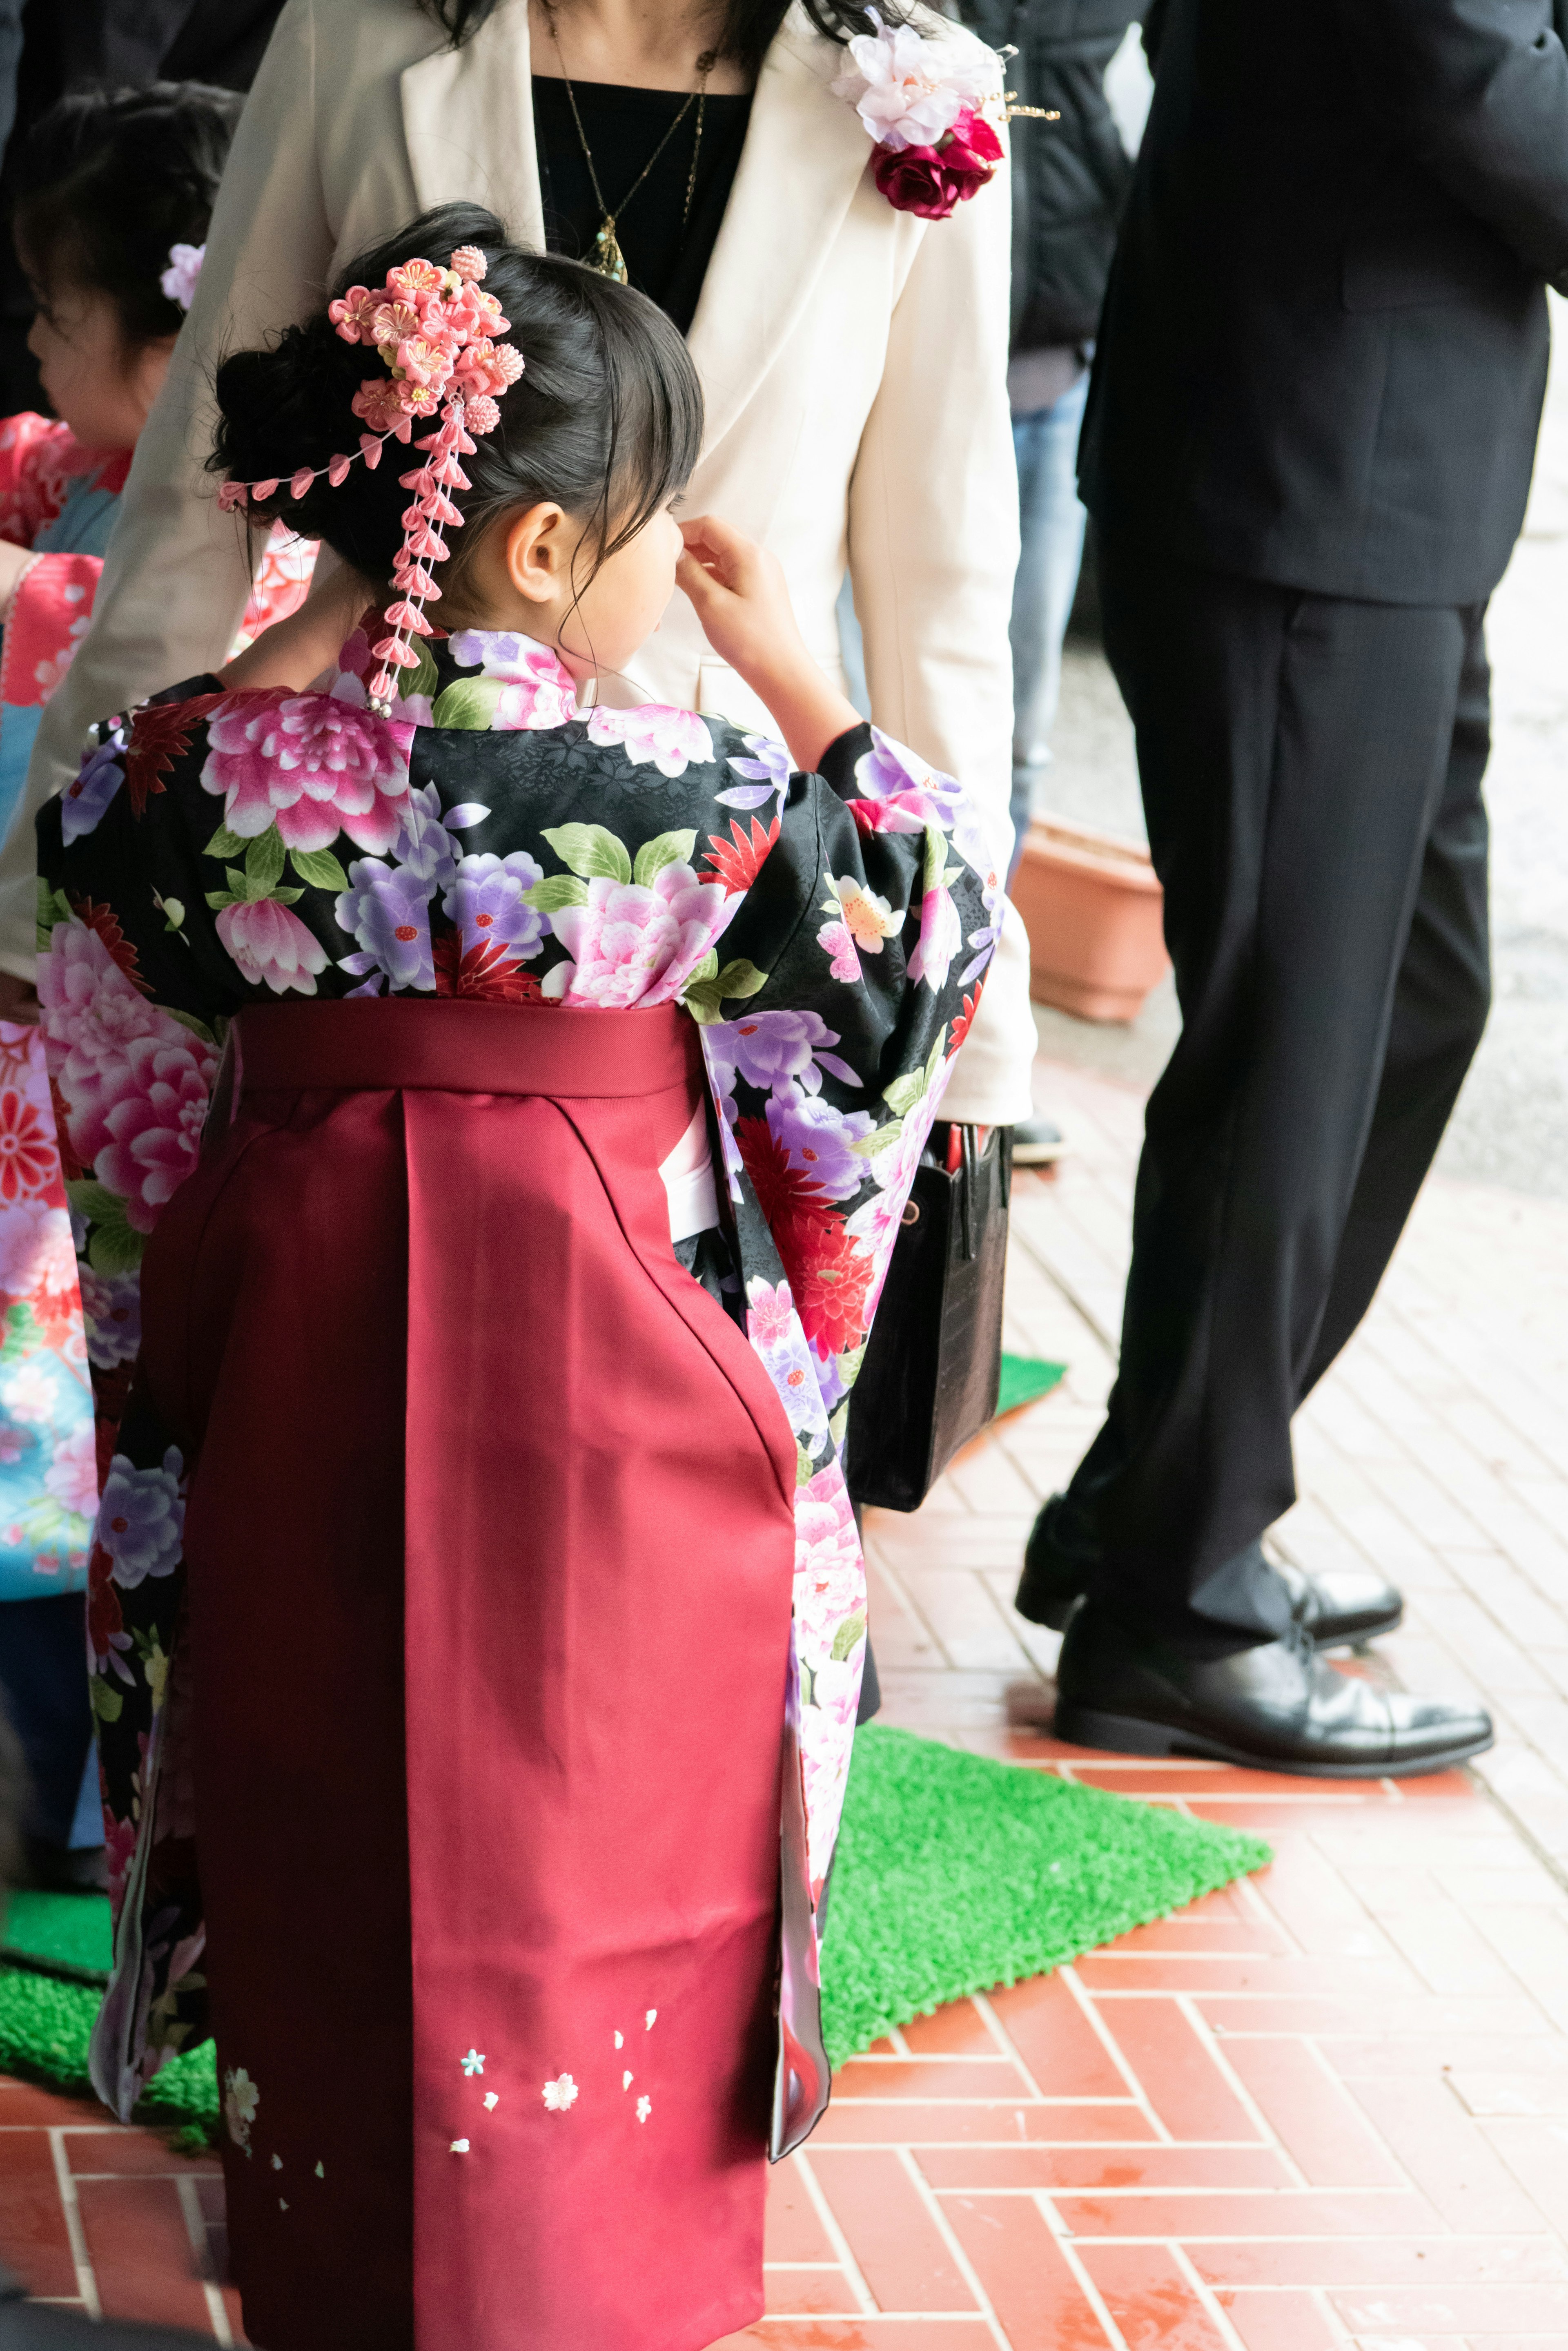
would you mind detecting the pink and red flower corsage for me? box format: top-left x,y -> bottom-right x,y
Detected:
831,11 -> 1004,221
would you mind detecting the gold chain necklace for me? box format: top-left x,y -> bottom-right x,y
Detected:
542,6 -> 710,285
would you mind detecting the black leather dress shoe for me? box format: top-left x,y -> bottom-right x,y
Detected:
1016,1492 -> 1403,1648
1271,1553 -> 1402,1646
1053,1604 -> 1493,1778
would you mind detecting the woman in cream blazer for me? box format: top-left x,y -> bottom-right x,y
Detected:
1,0 -> 1036,1118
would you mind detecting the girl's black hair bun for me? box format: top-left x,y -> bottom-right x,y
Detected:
209,201 -> 704,595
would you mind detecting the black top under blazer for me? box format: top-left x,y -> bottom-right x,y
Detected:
1081,0 -> 1568,604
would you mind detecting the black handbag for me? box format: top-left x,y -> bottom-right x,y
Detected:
842,1124 -> 1013,1512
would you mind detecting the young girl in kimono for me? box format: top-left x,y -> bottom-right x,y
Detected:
0,83 -> 312,1893
38,202 -> 1002,2351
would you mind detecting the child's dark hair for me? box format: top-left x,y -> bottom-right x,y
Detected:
209,203 -> 705,607
14,82 -> 241,348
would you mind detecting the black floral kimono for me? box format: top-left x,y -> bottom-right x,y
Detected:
37,621 -> 1001,2350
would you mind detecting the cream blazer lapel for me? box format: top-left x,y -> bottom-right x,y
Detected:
685,5 -> 872,459
400,0 -> 546,248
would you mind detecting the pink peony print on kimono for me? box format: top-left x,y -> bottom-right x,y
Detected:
96,1034 -> 218,1233
216,898 -> 330,996
446,631 -> 578,729
200,693 -> 415,855
538,823 -> 740,1009
586,702 -> 715,777
742,1273 -> 866,1887
791,1459 -> 866,1885
37,916 -> 220,1229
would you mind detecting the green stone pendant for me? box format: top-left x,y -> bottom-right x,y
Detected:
591,219 -> 628,283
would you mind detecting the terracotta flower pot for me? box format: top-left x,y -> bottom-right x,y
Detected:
1009,814 -> 1171,1024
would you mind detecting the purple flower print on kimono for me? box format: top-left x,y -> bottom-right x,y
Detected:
60,730 -> 126,843
216,899 -> 328,997
746,1278 -> 829,1441
442,852 -> 546,961
392,783 -> 460,892
446,631 -> 577,729
958,868 -> 1007,990
706,1009 -> 862,1100
97,1446 -> 185,1588
846,727 -> 965,837
77,1266 -> 141,1370
335,860 -> 435,992
201,693 -> 414,855
546,863 -> 736,1008
719,733 -> 792,814
586,703 -> 715,778
766,1084 -> 877,1202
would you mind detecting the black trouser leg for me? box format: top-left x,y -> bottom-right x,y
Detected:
1300,627 -> 1491,1389
1069,546 -> 1490,1643
0,1593 -> 94,1847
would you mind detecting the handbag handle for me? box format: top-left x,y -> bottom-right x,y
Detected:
959,1123 -> 979,1262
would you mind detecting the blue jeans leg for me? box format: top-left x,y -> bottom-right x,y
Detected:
1009,374 -> 1089,879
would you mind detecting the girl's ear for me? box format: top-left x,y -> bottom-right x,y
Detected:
503,502 -> 570,607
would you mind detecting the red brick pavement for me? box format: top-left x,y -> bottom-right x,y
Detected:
7,1062 -> 1568,2344
7,1752 -> 1566,2347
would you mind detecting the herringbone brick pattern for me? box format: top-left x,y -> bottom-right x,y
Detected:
6,1056 -> 1568,2344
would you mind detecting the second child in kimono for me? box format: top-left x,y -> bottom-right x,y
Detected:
38,203 -> 1004,2351
0,82 -> 311,1893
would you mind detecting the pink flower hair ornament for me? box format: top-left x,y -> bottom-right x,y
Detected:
215,245 -> 525,717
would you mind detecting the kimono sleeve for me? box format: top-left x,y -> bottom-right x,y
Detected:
35,690 -> 247,1445
697,718 -> 1000,1423
0,552 -> 103,833
0,413 -> 74,548
684,720 -> 1001,2131
696,714 -> 992,1410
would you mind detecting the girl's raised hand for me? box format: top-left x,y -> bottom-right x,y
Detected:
677,514 -> 860,776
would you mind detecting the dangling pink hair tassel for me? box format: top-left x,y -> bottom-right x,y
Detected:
215,244 -> 519,717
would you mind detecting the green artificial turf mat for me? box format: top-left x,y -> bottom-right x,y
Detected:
0,1959 -> 219,2133
3,1889 -> 112,1974
2,1725 -> 1269,2126
819,1724 -> 1270,2065
995,1352 -> 1067,1420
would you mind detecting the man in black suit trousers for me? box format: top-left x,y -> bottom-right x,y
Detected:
1017,0 -> 1568,1774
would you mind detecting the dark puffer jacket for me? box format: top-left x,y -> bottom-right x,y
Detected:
962,0 -> 1145,350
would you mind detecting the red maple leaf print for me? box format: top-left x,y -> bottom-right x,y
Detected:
701,810 -> 780,894
947,985 -> 983,1056
124,692 -> 223,817
432,930 -> 550,1002
67,895 -> 151,994
735,1115 -> 833,1227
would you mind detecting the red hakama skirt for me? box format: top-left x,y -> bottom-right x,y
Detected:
136,1000 -> 800,2351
